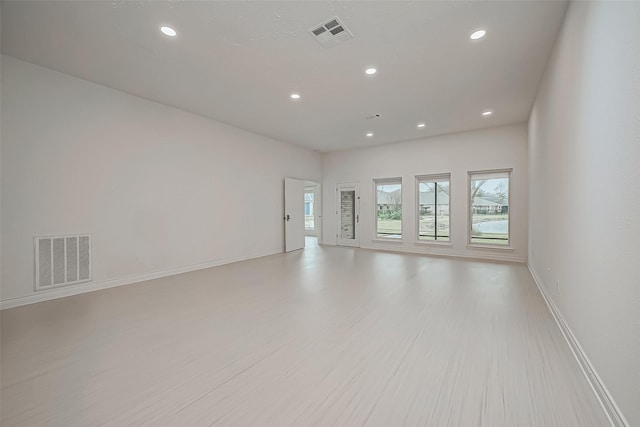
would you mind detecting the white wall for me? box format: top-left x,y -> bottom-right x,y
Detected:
528,2 -> 640,425
1,55 -> 321,308
0,13 -> 3,312
322,124 -> 528,262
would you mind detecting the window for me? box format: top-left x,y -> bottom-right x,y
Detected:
417,174 -> 450,242
469,170 -> 510,245
375,178 -> 402,239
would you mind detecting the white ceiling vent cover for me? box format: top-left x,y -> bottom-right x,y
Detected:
309,17 -> 353,48
35,235 -> 91,290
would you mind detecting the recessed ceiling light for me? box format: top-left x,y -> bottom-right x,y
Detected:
417,123 -> 426,128
365,67 -> 377,75
366,132 -> 374,137
482,110 -> 493,116
470,29 -> 486,40
160,26 -> 177,37
290,93 -> 301,100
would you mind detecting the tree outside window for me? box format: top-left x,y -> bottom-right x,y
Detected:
375,179 -> 402,239
469,171 -> 510,245
417,175 -> 450,242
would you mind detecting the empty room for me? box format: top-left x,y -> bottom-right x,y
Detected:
1,1 -> 638,426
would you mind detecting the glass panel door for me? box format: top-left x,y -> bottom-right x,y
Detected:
337,183 -> 359,246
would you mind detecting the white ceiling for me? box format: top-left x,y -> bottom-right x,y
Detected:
1,1 -> 568,152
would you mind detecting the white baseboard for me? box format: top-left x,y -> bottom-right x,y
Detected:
0,248 -> 282,310
527,264 -> 629,427
361,242 -> 526,263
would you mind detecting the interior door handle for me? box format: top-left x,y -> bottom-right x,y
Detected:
285,214 -> 291,221
356,214 -> 359,223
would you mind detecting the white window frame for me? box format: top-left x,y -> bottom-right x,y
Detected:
416,173 -> 451,244
467,169 -> 512,248
374,178 -> 403,241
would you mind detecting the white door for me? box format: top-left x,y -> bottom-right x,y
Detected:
336,183 -> 360,247
284,177 -> 305,252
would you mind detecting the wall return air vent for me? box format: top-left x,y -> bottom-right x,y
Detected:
309,16 -> 354,48
35,235 -> 91,290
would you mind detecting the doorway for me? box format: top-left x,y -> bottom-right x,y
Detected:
305,183 -> 319,235
304,181 -> 321,247
284,178 -> 322,252
336,183 -> 360,247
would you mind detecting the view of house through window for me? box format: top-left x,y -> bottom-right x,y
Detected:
304,190 -> 314,231
375,179 -> 402,238
417,175 -> 450,241
469,170 -> 510,245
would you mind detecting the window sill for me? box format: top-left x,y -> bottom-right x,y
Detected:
415,240 -> 453,247
372,238 -> 404,244
466,243 -> 514,251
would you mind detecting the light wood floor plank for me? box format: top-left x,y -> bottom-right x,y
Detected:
1,240 -> 609,426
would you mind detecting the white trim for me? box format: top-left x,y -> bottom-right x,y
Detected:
315,183 -> 323,244
416,173 -> 451,244
1,248 -> 282,310
414,240 -> 452,247
528,264 -> 629,427
373,177 -> 403,185
415,173 -> 451,182
468,169 -> 512,247
304,187 -> 317,236
371,238 -> 403,244
374,177 -> 403,240
466,243 -> 514,251
363,241 -> 525,263
324,240 -> 523,263
336,182 -> 360,247
304,181 -> 322,245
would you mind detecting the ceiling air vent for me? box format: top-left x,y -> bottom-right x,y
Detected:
309,17 -> 353,48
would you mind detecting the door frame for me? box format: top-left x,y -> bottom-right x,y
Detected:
304,181 -> 322,243
336,182 -> 360,247
284,177 -> 305,252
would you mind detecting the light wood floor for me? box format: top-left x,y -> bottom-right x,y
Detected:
1,239 -> 609,426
